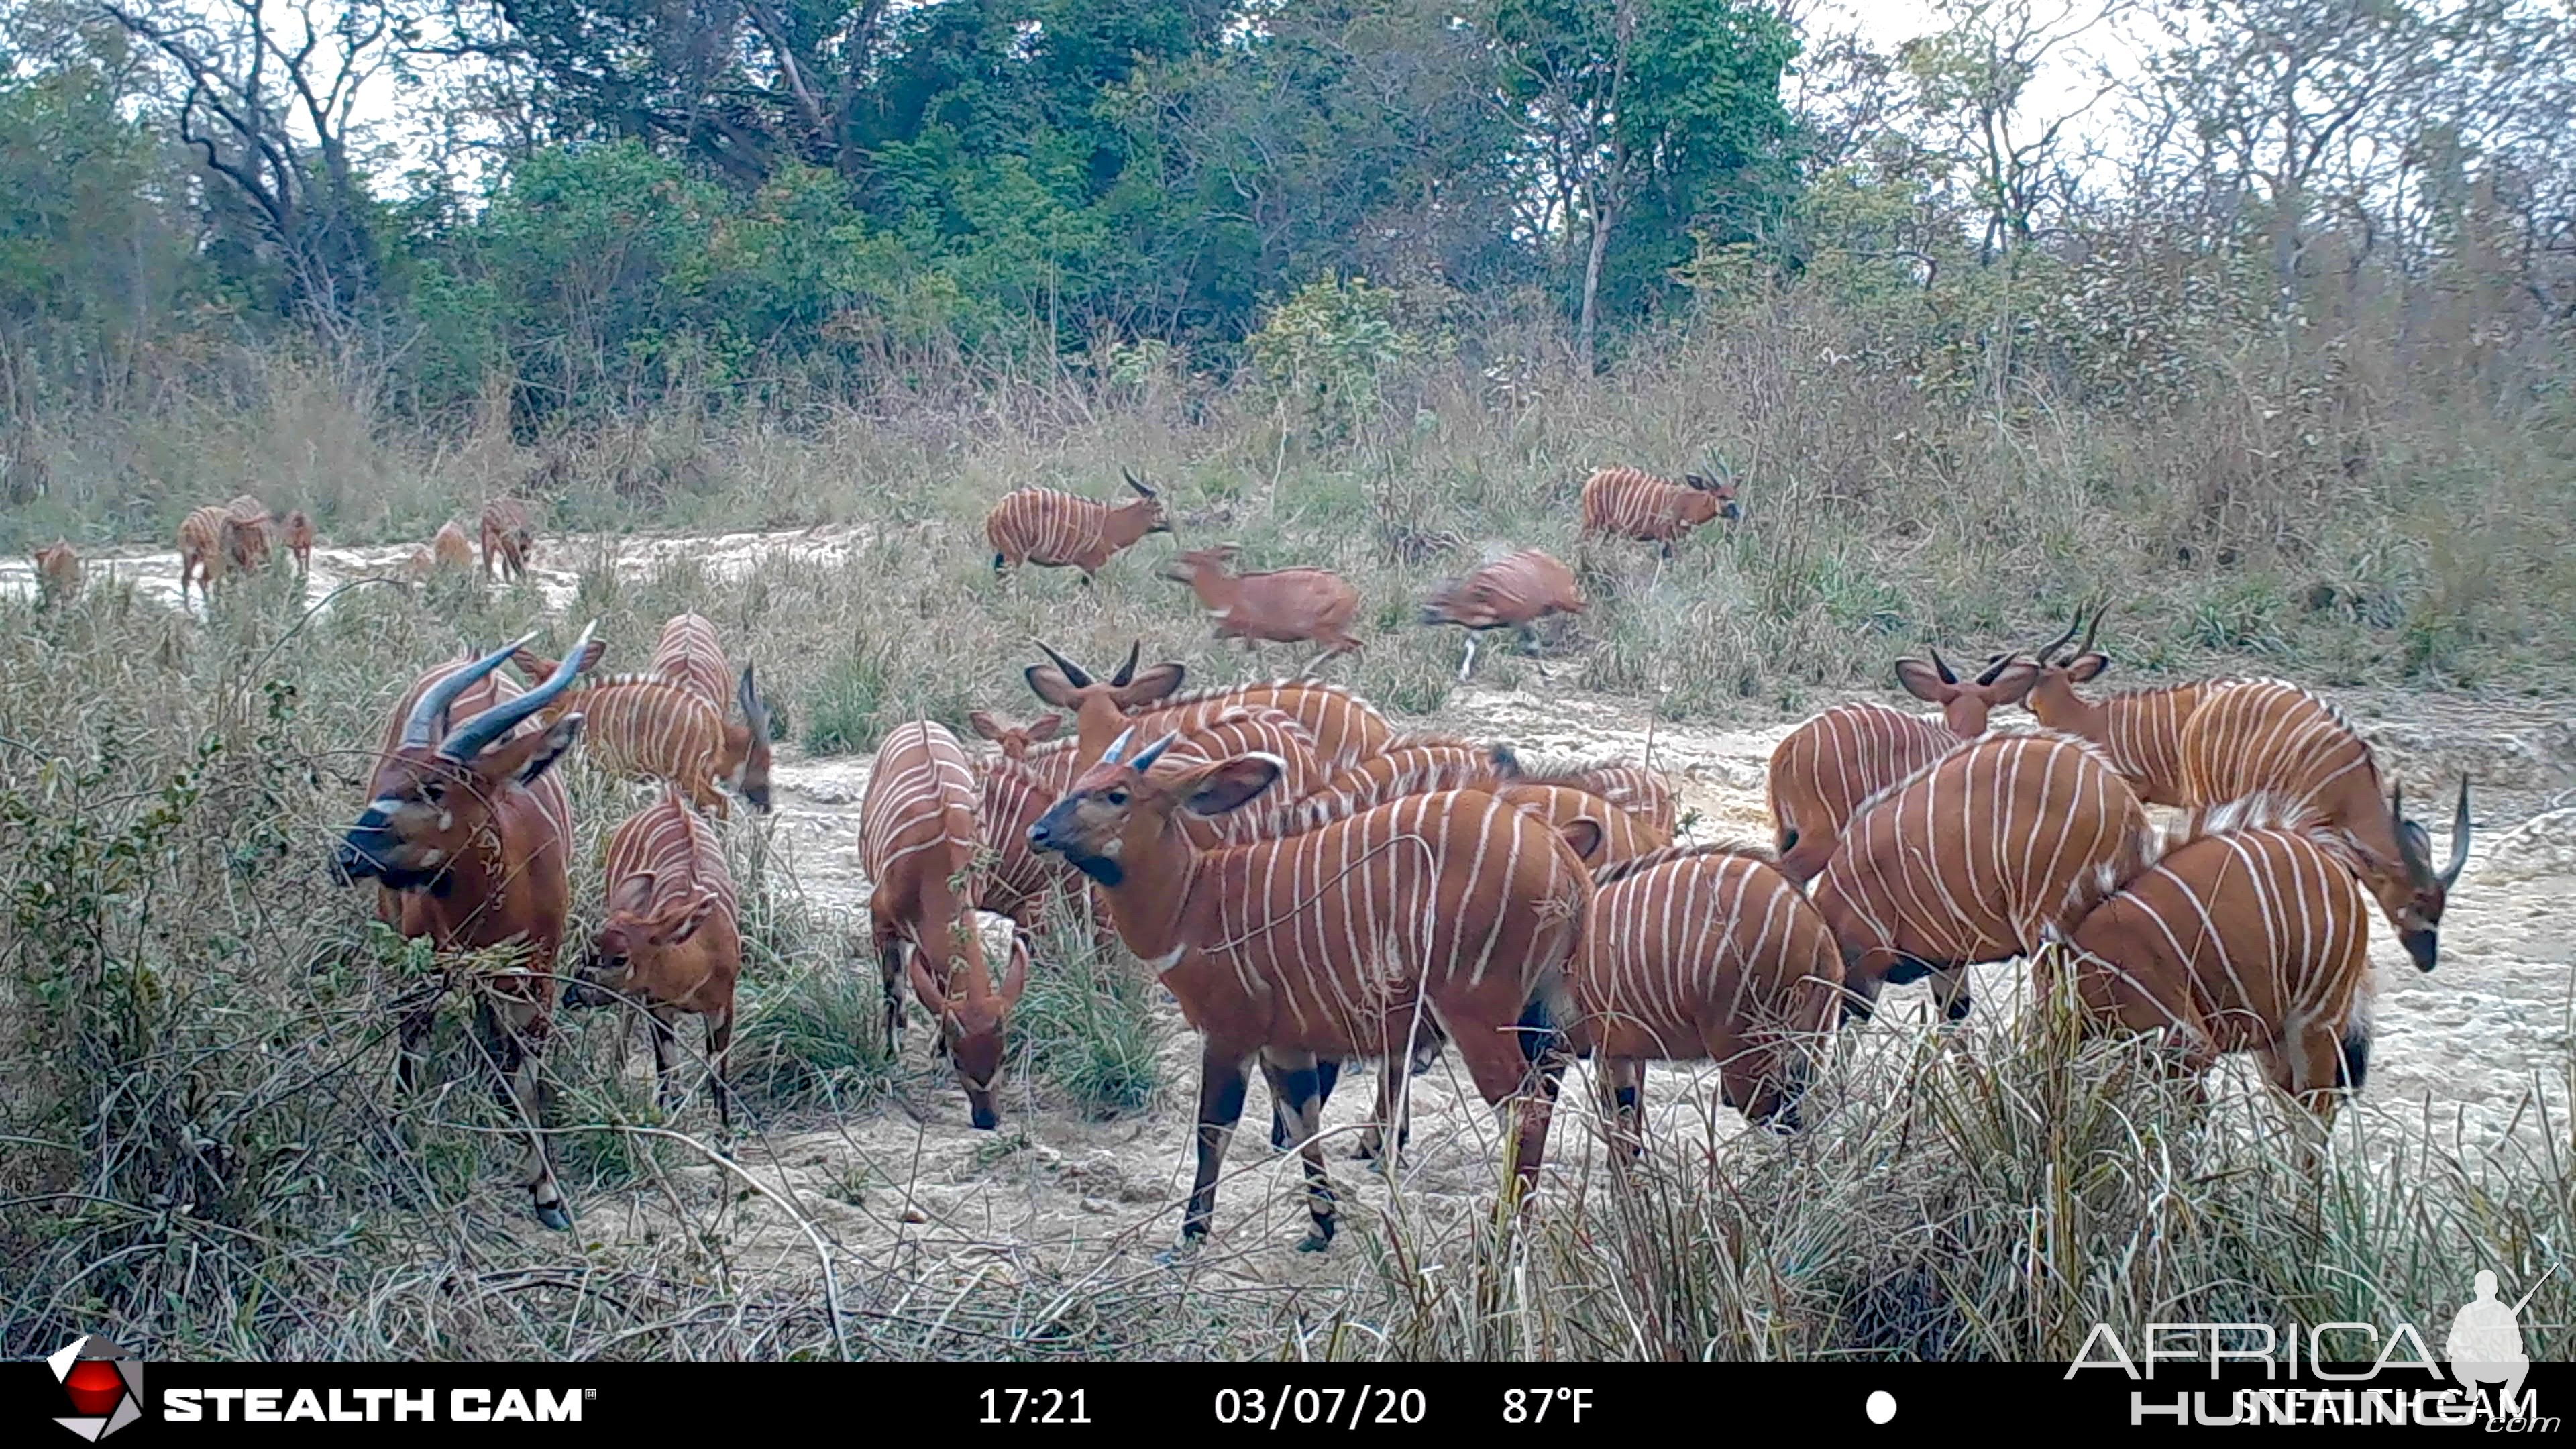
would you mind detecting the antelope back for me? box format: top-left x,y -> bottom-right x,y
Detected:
1576,847 -> 1843,1114
1766,703 -> 1959,866
551,674 -> 726,786
1815,732 -> 2152,985
650,613 -> 735,710
985,487 -> 1116,568
1497,782 -> 1670,867
2056,819 -> 2371,1059
1138,680 -> 1393,771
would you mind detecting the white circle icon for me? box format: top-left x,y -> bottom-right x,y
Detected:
1866,1390 -> 1896,1424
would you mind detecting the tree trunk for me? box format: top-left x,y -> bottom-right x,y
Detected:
1578,198 -> 1612,376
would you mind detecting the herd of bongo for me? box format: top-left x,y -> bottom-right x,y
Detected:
258,460 -> 2485,1248
981,464 -> 1743,680
25,496 -> 538,608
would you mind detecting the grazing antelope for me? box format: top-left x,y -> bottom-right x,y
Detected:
1419,548 -> 1586,679
1031,731 -> 1588,1252
1764,652 -> 2040,885
985,470 -> 1171,582
333,623 -> 598,1230
2049,802 -> 2377,1146
649,614 -> 775,812
1491,752 -> 1680,837
1578,466 -> 1739,556
508,652 -> 763,819
861,720 -> 1031,1128
566,788 -> 743,1130
1497,782 -> 1672,867
2176,678 -> 2469,971
1163,545 -> 1364,672
1812,731 -> 2153,1022
480,498 -> 536,582
1575,844 -> 1845,1148
2008,606 -> 2214,806
968,710 -> 1064,761
177,504 -> 272,604
280,510 -> 315,574
33,539 -> 81,606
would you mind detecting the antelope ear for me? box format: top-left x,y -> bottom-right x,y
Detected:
1894,658 -> 1954,704
1028,712 -> 1063,742
1116,661 -> 1187,708
657,890 -> 722,946
509,647 -> 559,683
479,713 -> 583,786
610,871 -> 658,917
2065,652 -> 2110,682
1025,665 -> 1081,710
1181,754 -> 1286,817
1979,657 -> 2041,704
1559,818 -> 1606,863
967,710 -> 1005,741
906,953 -> 951,1018
576,638 -> 608,674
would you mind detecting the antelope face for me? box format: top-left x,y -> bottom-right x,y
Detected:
1682,474 -> 1741,522
1032,734 -> 1285,886
2382,779 -> 2471,972
570,887 -> 720,1010
337,751 -> 493,893
911,932 -> 1030,1130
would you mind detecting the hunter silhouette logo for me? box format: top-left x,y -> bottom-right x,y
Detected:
46,1336 -> 143,1441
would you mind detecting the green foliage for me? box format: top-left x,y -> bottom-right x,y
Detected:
1246,275 -> 1431,443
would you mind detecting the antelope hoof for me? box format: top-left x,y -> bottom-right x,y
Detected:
534,1200 -> 573,1232
1943,992 -> 1974,1024
1296,1230 -> 1332,1254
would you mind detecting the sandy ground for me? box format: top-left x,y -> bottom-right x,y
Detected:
13,526 -> 2575,1291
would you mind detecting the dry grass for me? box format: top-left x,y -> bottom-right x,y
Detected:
4,292 -> 2573,1360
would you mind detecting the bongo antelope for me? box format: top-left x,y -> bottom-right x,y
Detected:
985,471 -> 1169,582
567,788 -> 743,1130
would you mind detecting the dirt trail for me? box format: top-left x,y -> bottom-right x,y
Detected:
689,674 -> 2576,1295
16,525 -> 2573,1283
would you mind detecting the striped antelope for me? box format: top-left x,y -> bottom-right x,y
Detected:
2176,678 -> 2470,971
1136,678 -> 1397,774
332,622 -> 598,1230
1163,545 -> 1365,673
480,498 -> 536,582
509,652 -> 766,820
1578,466 -> 1739,556
1419,548 -> 1586,679
1024,640 -> 1192,770
1812,731 -> 2154,1022
1282,743 -> 1512,833
1030,731 -> 1589,1251
2048,801 -> 2377,1148
969,710 -> 1063,761
33,539 -> 81,606
566,788 -> 743,1130
2007,605 -> 2214,806
971,741 -> 1089,928
1491,751 -> 1680,837
280,510 -> 315,574
861,720 -> 1032,1129
177,504 -> 272,603
1764,652 -> 2041,885
1139,706 -> 1330,845
1498,782 -> 1672,868
985,471 -> 1170,582
1574,844 -> 1845,1148
649,613 -> 775,812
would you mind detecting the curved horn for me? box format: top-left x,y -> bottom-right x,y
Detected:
2035,611 -> 2084,668
401,629 -> 543,748
1099,727 -> 1136,765
1928,646 -> 1960,686
1128,731 -> 1181,775
1111,639 -> 1140,688
2443,777 -> 2471,888
1974,652 -> 2020,686
1036,641 -> 1093,690
1123,468 -> 1157,499
438,619 -> 598,762
2076,601 -> 2106,657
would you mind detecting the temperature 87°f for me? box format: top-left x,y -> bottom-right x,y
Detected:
1502,1388 -> 1591,1425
